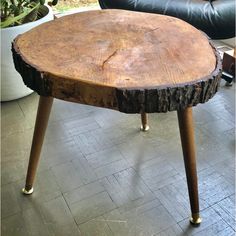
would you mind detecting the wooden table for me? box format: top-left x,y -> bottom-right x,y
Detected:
12,9 -> 221,226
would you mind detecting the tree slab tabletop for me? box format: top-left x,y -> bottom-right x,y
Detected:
12,9 -> 221,113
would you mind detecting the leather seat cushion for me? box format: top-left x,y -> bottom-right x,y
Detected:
99,0 -> 235,39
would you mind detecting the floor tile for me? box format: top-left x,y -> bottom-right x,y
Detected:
117,135 -> 164,166
212,195 -> 236,229
44,120 -> 71,142
39,196 -> 75,226
1,101 -> 25,124
79,216 -> 113,236
86,147 -> 124,169
39,138 -> 82,170
212,158 -> 235,186
50,99 -> 94,122
22,207 -> 52,236
1,159 -> 28,185
63,181 -> 105,206
154,184 -> 190,222
1,170 -> 61,219
178,207 -> 233,236
63,116 -> 100,136
103,204 -> 175,236
198,167 -> 235,206
73,129 -> 115,155
100,168 -> 155,207
1,129 -> 33,157
155,224 -> 185,236
86,148 -> 130,179
51,161 -> 84,193
70,191 -> 116,225
71,157 -> 98,184
2,213 -> 30,236
134,158 -> 183,191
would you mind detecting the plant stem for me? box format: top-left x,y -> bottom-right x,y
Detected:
1,2 -> 40,28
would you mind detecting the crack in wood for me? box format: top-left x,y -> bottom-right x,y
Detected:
102,50 -> 118,70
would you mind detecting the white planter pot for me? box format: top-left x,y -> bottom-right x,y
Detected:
1,5 -> 54,102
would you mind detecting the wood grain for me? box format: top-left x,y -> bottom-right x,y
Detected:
24,96 -> 53,191
12,9 -> 221,113
177,107 -> 200,222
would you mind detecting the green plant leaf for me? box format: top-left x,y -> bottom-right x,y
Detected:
0,2 -> 40,28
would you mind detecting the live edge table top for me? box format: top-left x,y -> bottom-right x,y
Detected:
12,9 -> 221,113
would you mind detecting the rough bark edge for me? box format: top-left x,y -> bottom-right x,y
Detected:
115,42 -> 222,113
12,39 -> 53,97
12,40 -> 221,113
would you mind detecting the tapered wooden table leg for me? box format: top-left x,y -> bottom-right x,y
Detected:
177,107 -> 201,226
22,96 -> 53,195
140,112 -> 149,131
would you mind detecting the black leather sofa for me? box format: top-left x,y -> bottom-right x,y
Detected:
98,0 -> 235,39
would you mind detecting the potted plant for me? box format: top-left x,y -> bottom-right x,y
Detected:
1,0 -> 58,101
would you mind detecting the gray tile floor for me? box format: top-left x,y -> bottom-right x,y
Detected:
1,80 -> 235,236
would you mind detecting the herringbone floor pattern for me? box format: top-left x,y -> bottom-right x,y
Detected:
1,80 -> 235,236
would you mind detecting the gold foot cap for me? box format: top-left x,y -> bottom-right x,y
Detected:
140,125 -> 150,132
190,216 -> 202,226
22,187 -> 34,195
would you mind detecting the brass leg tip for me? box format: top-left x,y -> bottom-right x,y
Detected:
190,215 -> 202,226
22,187 -> 34,195
140,125 -> 150,132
